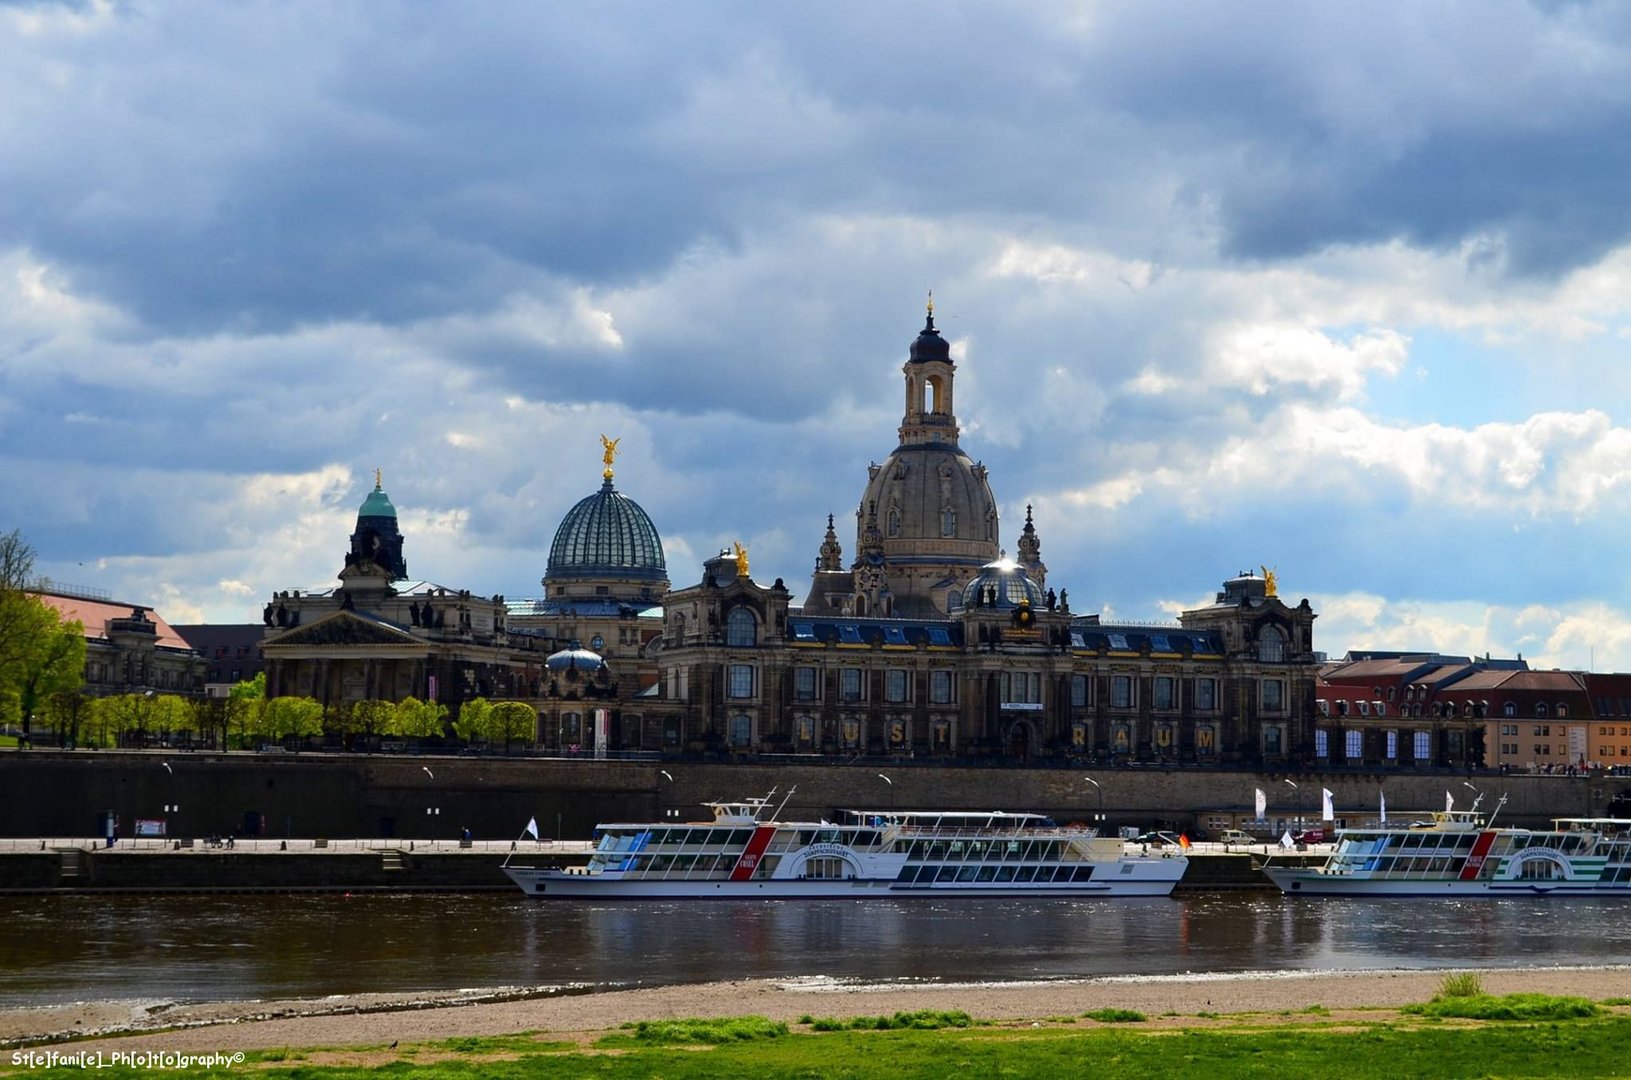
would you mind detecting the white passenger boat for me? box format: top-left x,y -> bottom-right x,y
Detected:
505,790 -> 1187,899
1265,796 -> 1631,896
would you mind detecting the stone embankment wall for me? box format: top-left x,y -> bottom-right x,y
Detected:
0,750 -> 1614,843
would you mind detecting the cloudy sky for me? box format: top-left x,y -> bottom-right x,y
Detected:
8,2 -> 1631,669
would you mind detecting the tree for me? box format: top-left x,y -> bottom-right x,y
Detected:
452,697 -> 492,744
0,597 -> 84,738
42,691 -> 93,748
96,693 -> 154,747
148,694 -> 197,745
262,696 -> 323,744
351,699 -> 398,743
489,702 -> 537,752
395,696 -> 448,740
227,674 -> 265,748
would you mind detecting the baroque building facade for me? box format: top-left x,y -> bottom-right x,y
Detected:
653,309 -> 1321,765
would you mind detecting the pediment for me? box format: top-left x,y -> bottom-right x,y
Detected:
264,611 -> 416,648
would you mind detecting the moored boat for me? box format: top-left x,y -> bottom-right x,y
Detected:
1266,795 -> 1631,896
505,789 -> 1187,899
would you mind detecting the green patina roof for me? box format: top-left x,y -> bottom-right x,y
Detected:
359,483 -> 397,518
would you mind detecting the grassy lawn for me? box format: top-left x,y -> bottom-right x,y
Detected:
7,992 -> 1630,1079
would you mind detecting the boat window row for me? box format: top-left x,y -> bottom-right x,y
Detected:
893,838 -> 1077,861
894,863 -> 1096,885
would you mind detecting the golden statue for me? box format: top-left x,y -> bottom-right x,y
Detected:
600,435 -> 620,480
733,541 -> 749,578
1261,565 -> 1278,598
927,289 -> 934,316
374,467 -> 382,490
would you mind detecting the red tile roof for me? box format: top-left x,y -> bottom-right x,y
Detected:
34,593 -> 196,651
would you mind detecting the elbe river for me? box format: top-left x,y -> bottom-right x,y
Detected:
2,893 -> 1628,1006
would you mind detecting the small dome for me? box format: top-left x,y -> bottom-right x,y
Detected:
961,557 -> 1044,609
359,483 -> 397,519
909,310 -> 951,363
546,641 -> 605,673
546,479 -> 667,584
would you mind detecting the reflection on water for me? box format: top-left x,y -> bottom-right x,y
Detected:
2,892 -> 1629,1006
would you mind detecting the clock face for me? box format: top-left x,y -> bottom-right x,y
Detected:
1013,601 -> 1034,629
591,634 -> 605,650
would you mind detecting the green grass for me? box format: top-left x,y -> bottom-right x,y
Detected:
1081,1008 -> 1147,1023
805,1010 -> 974,1032
1435,971 -> 1485,999
16,1004 -> 1631,1079
1403,992 -> 1603,1021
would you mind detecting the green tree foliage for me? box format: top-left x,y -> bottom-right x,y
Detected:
226,673 -> 266,748
0,530 -> 87,738
452,697 -> 492,744
395,695 -> 448,739
489,701 -> 537,751
261,696 -> 323,743
193,696 -> 228,749
95,692 -> 158,746
0,597 -> 85,734
147,694 -> 197,744
42,691 -> 93,748
351,699 -> 398,740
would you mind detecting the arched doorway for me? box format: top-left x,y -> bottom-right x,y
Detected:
1006,719 -> 1034,759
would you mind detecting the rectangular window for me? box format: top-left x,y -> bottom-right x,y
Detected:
727,664 -> 754,699
1385,729 -> 1398,759
1153,676 -> 1175,710
1345,729 -> 1363,759
930,670 -> 954,704
1110,675 -> 1133,709
1262,680 -> 1284,712
884,669 -> 909,703
1414,730 -> 1431,761
1071,674 -> 1089,708
730,714 -> 751,746
1002,671 -> 1041,704
1194,678 -> 1216,711
840,668 -> 863,702
1314,728 -> 1329,757
794,666 -> 818,701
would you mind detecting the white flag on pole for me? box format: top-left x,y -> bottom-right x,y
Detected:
1379,790 -> 1387,824
1321,788 -> 1335,822
1446,790 -> 1455,813
524,816 -> 539,840
1255,788 -> 1267,820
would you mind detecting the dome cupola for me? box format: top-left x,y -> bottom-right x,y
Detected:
546,478 -> 668,584
961,556 -> 1045,610
347,469 -> 407,581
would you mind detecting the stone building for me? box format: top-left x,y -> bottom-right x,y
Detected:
35,587 -> 206,698
652,308 -> 1321,765
260,475 -> 547,721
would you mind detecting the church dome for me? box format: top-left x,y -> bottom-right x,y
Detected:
961,557 -> 1044,610
909,310 -> 951,363
545,478 -> 668,585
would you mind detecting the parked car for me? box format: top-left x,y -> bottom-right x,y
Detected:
1218,829 -> 1256,845
1292,828 -> 1327,844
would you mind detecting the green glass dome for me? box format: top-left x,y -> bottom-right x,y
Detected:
359,484 -> 397,518
545,479 -> 667,585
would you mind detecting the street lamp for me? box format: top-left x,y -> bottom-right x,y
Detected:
1284,779 -> 1301,834
1083,776 -> 1104,827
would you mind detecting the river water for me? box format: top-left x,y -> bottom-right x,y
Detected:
2,892 -> 1627,1007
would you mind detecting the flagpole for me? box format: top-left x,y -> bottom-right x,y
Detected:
501,816 -> 540,869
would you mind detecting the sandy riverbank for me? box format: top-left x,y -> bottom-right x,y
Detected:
4,966 -> 1629,1053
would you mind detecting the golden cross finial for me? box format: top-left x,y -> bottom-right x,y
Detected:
374,467 -> 382,490
600,434 -> 620,480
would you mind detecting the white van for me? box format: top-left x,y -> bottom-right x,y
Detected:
1218,829 -> 1256,846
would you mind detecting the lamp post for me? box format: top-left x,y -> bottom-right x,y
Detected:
1284,779 -> 1301,835
1083,775 -> 1104,829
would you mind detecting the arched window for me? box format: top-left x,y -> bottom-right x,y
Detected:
1256,625 -> 1286,663
1503,701 -> 1516,717
941,509 -> 956,537
1535,702 -> 1549,718
725,608 -> 756,647
887,508 -> 901,537
1557,703 -> 1569,718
